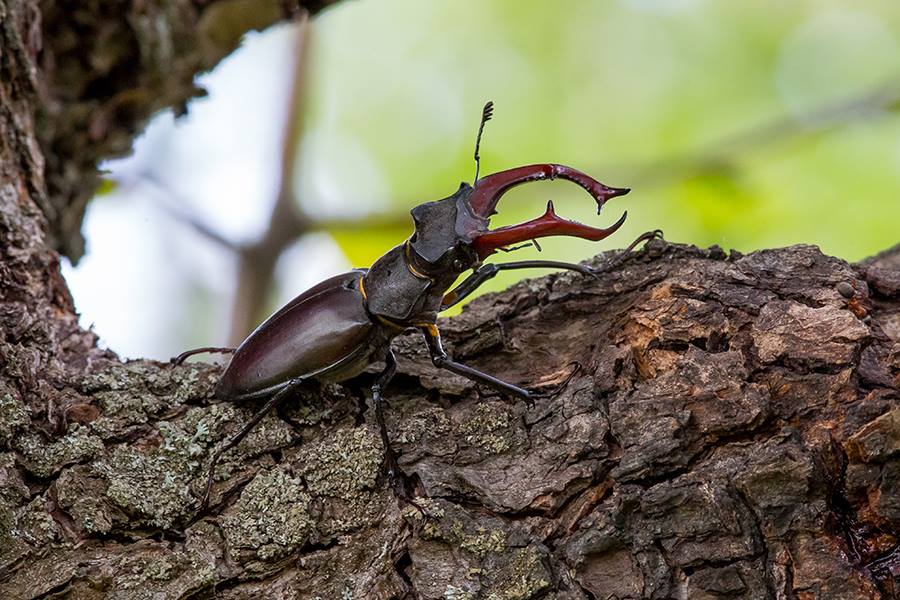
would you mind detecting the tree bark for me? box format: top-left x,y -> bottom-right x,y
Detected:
2,1 -> 900,599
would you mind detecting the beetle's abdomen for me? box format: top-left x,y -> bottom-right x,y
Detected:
216,271 -> 375,400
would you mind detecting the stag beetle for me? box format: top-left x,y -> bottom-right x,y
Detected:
174,102 -> 660,506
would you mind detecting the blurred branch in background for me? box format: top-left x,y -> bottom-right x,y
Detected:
229,13 -> 312,344
130,16 -> 409,345
624,79 -> 900,185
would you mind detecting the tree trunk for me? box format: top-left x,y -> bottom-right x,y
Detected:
1,1 -> 899,599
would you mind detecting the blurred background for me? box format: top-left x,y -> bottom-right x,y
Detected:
62,0 -> 900,361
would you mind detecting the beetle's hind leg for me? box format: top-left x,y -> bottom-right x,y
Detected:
171,346 -> 235,366
199,378 -> 303,509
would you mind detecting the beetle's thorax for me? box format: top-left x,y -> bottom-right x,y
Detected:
360,245 -> 437,327
360,182 -> 486,327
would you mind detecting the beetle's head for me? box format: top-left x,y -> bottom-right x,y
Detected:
407,165 -> 629,279
407,183 -> 482,279
407,102 -> 630,280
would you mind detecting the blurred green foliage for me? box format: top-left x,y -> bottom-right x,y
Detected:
294,0 -> 899,306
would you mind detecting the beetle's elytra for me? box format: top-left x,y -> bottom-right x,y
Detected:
174,102 -> 660,507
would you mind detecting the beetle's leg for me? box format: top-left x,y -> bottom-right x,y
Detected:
441,260 -> 595,310
371,350 -> 405,496
441,230 -> 663,311
200,377 -> 304,509
420,325 -> 532,405
171,346 -> 235,366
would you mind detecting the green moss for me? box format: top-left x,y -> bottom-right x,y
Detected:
80,361 -> 215,404
0,454 -> 28,554
14,497 -> 60,547
449,521 -> 507,558
95,446 -> 193,529
55,466 -> 116,535
115,555 -> 176,592
402,496 -> 445,522
443,585 -> 477,600
14,425 -> 104,477
294,427 -> 386,536
0,500 -> 12,552
187,403 -> 296,486
396,406 -> 452,444
221,468 -> 312,561
111,523 -> 220,596
418,502 -> 507,560
89,364 -> 215,438
184,522 -> 221,588
77,362 -> 158,393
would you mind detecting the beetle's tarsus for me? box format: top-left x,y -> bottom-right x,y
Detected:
527,362 -> 582,401
523,391 -> 535,410
586,229 -> 666,277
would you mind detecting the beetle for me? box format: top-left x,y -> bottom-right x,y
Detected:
174,102 -> 661,506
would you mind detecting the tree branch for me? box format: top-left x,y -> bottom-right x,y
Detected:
1,242 -> 897,598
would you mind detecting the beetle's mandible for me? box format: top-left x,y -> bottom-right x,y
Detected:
174,102 -> 661,507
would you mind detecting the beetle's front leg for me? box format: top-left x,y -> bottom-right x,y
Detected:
590,229 -> 664,275
171,346 -> 235,366
420,324 -> 532,405
441,260 -> 596,310
441,229 -> 665,310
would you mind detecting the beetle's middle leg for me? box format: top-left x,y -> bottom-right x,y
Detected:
200,377 -> 304,509
420,325 -> 532,404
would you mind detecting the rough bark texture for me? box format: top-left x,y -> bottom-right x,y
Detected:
2,0 -> 900,598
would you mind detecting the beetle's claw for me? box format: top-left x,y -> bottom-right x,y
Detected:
526,363 -> 582,401
386,466 -> 429,516
584,266 -> 604,281
525,390 -> 545,403
525,385 -> 569,401
523,391 -> 536,410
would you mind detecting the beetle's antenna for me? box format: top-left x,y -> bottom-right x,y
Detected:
473,101 -> 494,183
